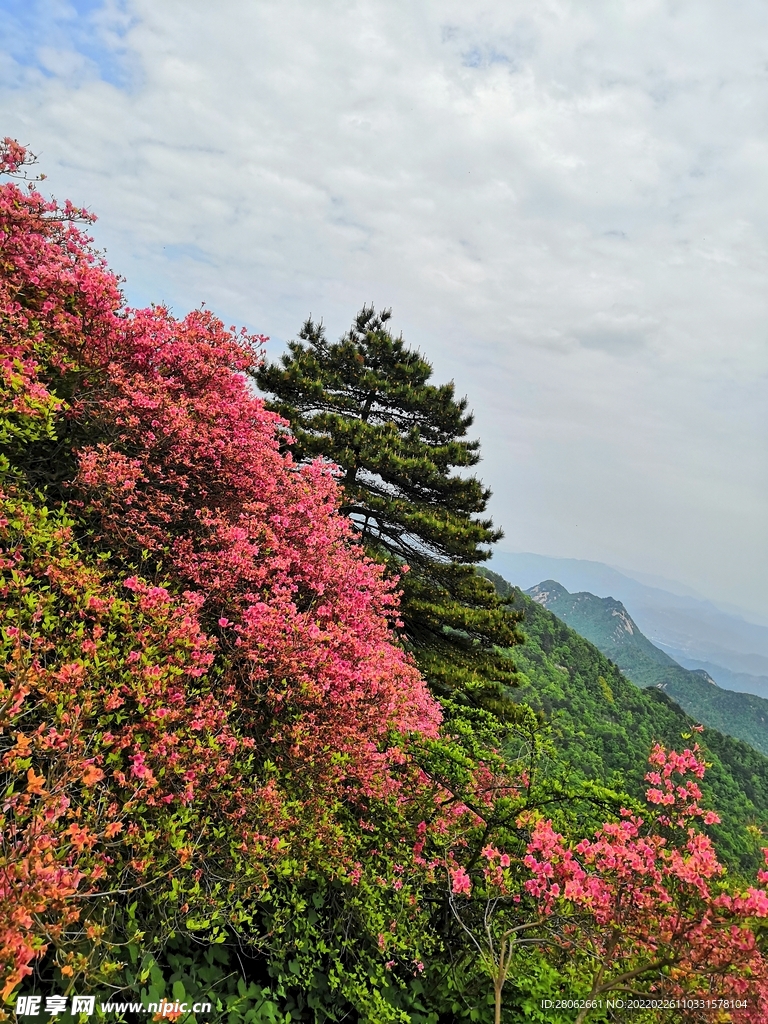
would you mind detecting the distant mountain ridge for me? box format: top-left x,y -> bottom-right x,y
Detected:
525,579 -> 768,756
670,657 -> 768,702
491,551 -> 768,696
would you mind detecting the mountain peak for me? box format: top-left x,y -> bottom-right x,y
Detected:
527,581 -> 646,645
528,581 -> 677,655
526,579 -> 571,605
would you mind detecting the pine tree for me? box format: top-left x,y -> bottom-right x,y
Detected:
255,306 -> 523,716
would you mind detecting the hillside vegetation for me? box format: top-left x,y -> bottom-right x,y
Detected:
481,571 -> 768,871
526,580 -> 768,755
3,140 -> 768,1023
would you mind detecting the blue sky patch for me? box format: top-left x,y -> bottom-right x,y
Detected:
161,243 -> 217,267
460,46 -> 511,69
0,0 -> 135,89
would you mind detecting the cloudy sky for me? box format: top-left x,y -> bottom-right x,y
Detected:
3,0 -> 767,620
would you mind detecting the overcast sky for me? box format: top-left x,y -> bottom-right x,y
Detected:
3,0 -> 767,620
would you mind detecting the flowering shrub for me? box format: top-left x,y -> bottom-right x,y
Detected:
0,493 -> 246,997
523,744 -> 768,1022
0,139 -> 443,1010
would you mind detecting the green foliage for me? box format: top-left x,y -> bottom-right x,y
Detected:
119,937 -> 290,1024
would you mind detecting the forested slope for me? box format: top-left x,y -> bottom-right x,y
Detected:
483,570 -> 768,871
526,580 -> 768,755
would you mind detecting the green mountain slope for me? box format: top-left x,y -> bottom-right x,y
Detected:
481,570 -> 768,872
526,580 -> 768,756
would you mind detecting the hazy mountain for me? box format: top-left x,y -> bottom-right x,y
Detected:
525,580 -> 768,756
490,551 -> 768,689
667,656 -> 768,702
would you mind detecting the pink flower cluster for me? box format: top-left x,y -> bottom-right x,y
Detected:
520,746 -> 768,1019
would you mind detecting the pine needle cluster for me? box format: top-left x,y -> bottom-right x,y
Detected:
256,306 -> 523,719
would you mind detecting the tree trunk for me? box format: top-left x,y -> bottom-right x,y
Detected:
494,977 -> 503,1024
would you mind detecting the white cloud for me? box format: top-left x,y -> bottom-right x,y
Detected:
2,0 -> 767,616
